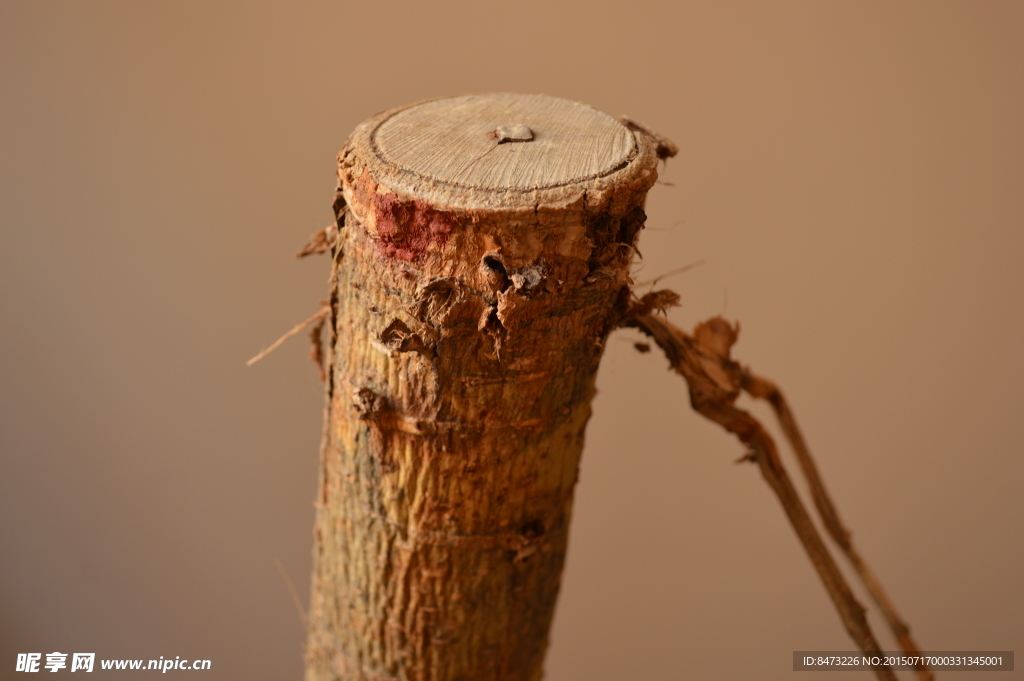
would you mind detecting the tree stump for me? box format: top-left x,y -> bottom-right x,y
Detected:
306,93 -> 664,681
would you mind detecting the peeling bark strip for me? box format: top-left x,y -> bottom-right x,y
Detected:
306,94 -> 666,681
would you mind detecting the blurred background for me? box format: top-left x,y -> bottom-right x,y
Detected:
2,2 -> 1021,679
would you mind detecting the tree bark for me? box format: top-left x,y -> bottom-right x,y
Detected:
305,94 -> 663,681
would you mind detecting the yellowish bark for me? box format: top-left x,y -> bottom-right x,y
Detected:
305,94 -> 664,681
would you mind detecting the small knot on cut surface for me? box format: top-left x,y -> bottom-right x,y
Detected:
494,124 -> 534,143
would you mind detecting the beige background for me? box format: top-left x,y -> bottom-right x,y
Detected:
2,2 -> 1021,679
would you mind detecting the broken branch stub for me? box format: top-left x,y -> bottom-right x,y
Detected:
306,94 -> 665,681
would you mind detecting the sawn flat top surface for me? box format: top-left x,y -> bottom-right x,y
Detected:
370,93 -> 637,191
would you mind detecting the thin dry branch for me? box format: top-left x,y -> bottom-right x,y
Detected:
247,306 -> 330,367
623,308 -> 899,681
741,372 -> 933,681
633,259 -> 707,288
296,225 -> 338,258
274,557 -> 309,631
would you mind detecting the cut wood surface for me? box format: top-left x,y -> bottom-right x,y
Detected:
373,93 -> 636,192
305,94 -> 663,681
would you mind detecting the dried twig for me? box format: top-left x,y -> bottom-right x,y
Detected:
247,306 -> 330,367
623,306 -> 899,681
296,225 -> 338,258
308,307 -> 328,383
741,372 -> 933,681
274,557 -> 309,631
633,259 -> 706,288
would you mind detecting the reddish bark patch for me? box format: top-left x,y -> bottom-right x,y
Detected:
372,193 -> 457,261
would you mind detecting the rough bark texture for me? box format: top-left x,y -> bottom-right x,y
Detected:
305,95 -> 663,681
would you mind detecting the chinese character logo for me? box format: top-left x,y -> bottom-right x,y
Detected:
44,652 -> 68,673
70,654 -> 95,672
16,653 -> 41,672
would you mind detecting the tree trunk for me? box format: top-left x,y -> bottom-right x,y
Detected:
306,94 -> 663,681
